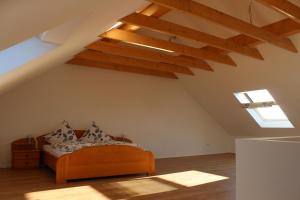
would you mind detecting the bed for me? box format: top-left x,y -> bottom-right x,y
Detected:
37,130 -> 155,184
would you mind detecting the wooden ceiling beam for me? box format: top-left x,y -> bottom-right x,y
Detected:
68,58 -> 178,79
103,3 -> 170,43
120,3 -> 170,31
101,29 -> 237,66
67,3 -> 183,79
76,50 -> 194,75
87,40 -> 213,71
119,4 -> 213,74
261,18 -> 300,36
202,18 -> 300,54
256,0 -> 300,23
121,13 -> 264,60
150,0 -> 298,53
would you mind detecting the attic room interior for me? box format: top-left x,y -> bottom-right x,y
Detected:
1,0 -> 300,199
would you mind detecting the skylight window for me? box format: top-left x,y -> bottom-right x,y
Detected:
0,17 -> 82,75
234,89 -> 294,128
0,37 -> 57,74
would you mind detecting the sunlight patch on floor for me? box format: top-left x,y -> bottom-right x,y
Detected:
114,178 -> 177,196
24,171 -> 229,200
25,186 -> 110,200
152,170 -> 229,187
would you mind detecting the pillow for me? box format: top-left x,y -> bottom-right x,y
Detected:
80,121 -> 111,143
44,121 -> 77,144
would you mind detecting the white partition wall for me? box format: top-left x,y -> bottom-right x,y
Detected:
236,137 -> 300,200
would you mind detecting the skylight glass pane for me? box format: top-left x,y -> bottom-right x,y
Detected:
234,92 -> 250,104
256,105 -> 288,120
234,89 -> 294,128
0,37 -> 57,74
246,89 -> 274,103
247,108 -> 293,128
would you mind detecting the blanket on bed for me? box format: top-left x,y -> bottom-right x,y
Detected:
50,141 -> 140,153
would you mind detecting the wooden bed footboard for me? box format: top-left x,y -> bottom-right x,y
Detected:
54,145 -> 155,184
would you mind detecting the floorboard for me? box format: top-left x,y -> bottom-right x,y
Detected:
0,153 -> 235,200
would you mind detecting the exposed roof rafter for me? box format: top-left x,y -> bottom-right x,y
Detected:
101,29 -> 237,66
68,58 -> 178,79
201,18 -> 300,54
149,0 -> 298,53
87,40 -> 213,71
256,0 -> 300,23
76,50 -> 194,75
120,3 -> 170,31
67,2 -> 300,80
121,13 -> 264,60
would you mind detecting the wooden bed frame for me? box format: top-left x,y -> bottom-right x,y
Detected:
37,130 -> 155,184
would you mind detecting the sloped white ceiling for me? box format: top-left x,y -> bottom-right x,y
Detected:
179,35 -> 300,137
138,0 -> 300,137
169,0 -> 300,137
0,0 -> 147,94
0,0 -> 98,50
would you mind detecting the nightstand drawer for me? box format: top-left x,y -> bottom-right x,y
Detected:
12,159 -> 39,169
13,151 -> 40,159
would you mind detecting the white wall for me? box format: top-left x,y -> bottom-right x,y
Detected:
236,137 -> 300,200
0,64 -> 233,168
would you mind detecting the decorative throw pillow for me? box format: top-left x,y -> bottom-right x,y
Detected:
44,121 -> 77,144
80,121 -> 111,143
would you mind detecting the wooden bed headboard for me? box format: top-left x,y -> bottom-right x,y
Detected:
36,130 -> 132,150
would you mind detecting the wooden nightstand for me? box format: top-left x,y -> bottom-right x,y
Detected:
11,138 -> 40,169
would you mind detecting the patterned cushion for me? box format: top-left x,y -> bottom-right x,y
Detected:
44,121 -> 77,144
80,121 -> 111,143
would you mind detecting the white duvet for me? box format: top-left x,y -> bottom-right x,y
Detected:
43,141 -> 140,158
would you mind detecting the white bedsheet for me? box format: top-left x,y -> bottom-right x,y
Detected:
43,144 -> 69,158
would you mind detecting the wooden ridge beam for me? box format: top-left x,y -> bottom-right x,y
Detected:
87,40 -> 213,71
68,58 -> 178,79
121,13 -> 264,60
150,0 -> 298,53
201,18 -> 300,54
76,50 -> 194,75
101,29 -> 237,66
256,0 -> 300,23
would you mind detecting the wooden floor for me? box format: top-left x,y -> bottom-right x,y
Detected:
0,153 -> 235,200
